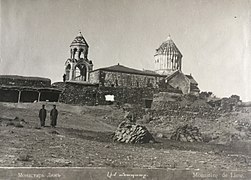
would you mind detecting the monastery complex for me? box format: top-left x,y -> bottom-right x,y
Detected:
0,32 -> 200,106
64,32 -> 199,95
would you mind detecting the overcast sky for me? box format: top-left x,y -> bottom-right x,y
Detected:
1,0 -> 251,101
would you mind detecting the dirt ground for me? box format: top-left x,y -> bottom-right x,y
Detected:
0,102 -> 250,171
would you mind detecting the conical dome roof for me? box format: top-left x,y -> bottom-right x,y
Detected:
155,35 -> 182,56
70,31 -> 89,47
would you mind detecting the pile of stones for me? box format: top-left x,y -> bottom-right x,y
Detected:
0,116 -> 27,128
170,124 -> 203,142
113,121 -> 155,144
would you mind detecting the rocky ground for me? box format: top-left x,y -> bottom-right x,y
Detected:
0,102 -> 250,171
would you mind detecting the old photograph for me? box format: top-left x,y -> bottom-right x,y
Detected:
0,0 -> 251,179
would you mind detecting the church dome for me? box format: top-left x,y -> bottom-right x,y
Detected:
155,35 -> 182,57
70,32 -> 89,47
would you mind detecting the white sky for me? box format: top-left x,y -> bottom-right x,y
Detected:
1,0 -> 251,101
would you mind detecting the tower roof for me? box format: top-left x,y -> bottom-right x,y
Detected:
155,35 -> 182,56
70,31 -> 89,47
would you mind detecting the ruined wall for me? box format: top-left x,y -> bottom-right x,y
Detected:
90,70 -> 165,88
0,75 -> 51,87
168,73 -> 190,94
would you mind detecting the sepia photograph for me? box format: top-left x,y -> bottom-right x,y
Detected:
0,0 -> 251,179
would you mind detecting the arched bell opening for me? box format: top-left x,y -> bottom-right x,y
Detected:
75,64 -> 87,81
75,66 -> 81,80
73,48 -> 78,59
79,48 -> 84,59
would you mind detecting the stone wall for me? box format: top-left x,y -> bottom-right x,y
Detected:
0,75 -> 51,87
89,70 -> 165,88
97,86 -> 159,105
89,71 -> 100,84
59,82 -> 98,106
58,81 -> 180,106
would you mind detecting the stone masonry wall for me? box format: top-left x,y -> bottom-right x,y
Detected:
90,70 -> 165,88
97,86 -> 159,105
58,82 -> 178,106
59,82 -> 98,106
89,70 -> 100,84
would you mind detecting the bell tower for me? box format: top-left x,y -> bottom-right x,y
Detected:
65,32 -> 93,82
154,35 -> 182,75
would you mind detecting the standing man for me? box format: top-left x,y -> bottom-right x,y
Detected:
39,105 -> 47,127
50,105 -> 58,128
63,74 -> 66,82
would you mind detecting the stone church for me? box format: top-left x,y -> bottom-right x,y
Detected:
64,32 -> 199,95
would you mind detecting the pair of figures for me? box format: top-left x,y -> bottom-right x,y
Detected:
39,104 -> 58,128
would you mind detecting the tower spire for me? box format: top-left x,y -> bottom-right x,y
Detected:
154,36 -> 182,75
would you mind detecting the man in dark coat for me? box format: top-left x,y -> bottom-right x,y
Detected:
39,105 -> 47,127
63,74 -> 66,82
50,105 -> 58,128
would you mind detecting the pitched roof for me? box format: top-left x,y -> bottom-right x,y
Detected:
93,64 -> 165,77
165,71 -> 199,86
185,75 -> 198,85
165,70 -> 180,82
70,32 -> 89,47
155,35 -> 182,56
